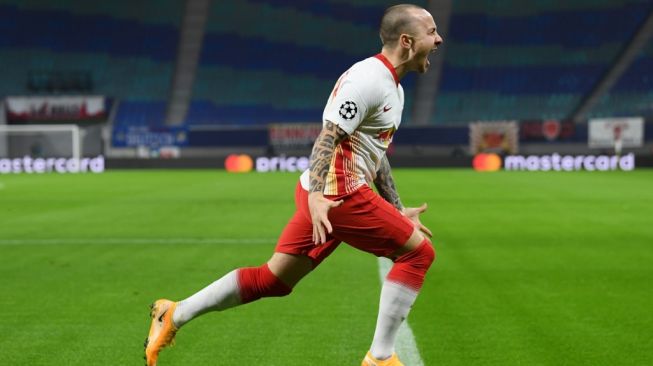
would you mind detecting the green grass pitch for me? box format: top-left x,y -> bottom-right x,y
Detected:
0,169 -> 652,365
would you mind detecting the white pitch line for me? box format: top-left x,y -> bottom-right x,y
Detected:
377,257 -> 425,366
0,237 -> 276,246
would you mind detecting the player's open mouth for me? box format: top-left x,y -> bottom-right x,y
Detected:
425,48 -> 438,67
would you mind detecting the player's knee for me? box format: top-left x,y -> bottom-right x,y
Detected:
237,264 -> 293,304
418,241 -> 436,271
267,281 -> 293,298
419,245 -> 435,272
396,239 -> 435,271
386,241 -> 435,291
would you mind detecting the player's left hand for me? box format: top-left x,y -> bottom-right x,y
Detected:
402,203 -> 433,238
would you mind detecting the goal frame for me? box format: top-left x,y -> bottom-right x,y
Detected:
0,124 -> 81,160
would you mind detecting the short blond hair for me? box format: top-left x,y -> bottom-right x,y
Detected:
379,4 -> 425,46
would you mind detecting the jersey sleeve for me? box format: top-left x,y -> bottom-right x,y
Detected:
322,75 -> 375,135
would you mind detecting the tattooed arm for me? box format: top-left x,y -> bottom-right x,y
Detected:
307,121 -> 349,244
373,155 -> 403,211
309,121 -> 349,193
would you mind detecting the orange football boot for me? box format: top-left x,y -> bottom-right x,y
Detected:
362,351 -> 405,366
144,299 -> 178,366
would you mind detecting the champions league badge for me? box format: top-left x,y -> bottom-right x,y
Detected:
339,101 -> 358,120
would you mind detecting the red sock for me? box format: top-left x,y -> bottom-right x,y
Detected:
237,264 -> 292,304
386,239 -> 435,291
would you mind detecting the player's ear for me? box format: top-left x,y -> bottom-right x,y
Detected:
399,34 -> 412,49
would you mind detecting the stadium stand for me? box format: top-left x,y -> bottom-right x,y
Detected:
589,41 -> 653,118
0,0 -> 180,127
434,0 -> 653,123
1,0 -> 651,128
188,0 -> 420,125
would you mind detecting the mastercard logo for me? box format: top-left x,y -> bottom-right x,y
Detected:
224,154 -> 253,173
473,153 -> 502,172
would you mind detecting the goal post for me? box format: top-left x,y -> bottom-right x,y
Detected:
0,124 -> 81,160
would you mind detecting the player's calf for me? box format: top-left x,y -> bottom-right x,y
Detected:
172,263 -> 292,329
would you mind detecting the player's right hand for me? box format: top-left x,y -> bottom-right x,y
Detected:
308,192 -> 344,245
403,203 -> 433,238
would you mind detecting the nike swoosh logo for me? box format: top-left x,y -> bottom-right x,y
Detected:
158,309 -> 167,323
383,105 -> 392,112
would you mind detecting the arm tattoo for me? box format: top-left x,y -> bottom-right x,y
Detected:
309,121 -> 348,193
374,155 -> 403,210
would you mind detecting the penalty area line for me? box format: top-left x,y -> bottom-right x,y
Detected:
377,257 -> 425,366
0,237 -> 277,246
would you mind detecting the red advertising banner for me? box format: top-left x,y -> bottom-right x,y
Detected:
519,120 -> 575,141
268,123 -> 321,149
5,96 -> 106,122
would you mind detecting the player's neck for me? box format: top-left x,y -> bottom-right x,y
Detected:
380,48 -> 411,80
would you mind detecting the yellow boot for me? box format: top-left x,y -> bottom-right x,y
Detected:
144,299 -> 178,366
362,351 -> 405,366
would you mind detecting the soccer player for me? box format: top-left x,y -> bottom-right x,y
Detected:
145,4 -> 443,365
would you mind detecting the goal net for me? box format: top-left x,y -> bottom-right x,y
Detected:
0,124 -> 81,160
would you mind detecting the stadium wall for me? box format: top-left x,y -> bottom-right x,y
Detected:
105,120 -> 653,169
105,154 -> 653,170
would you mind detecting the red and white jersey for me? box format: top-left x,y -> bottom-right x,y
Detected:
300,54 -> 404,195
